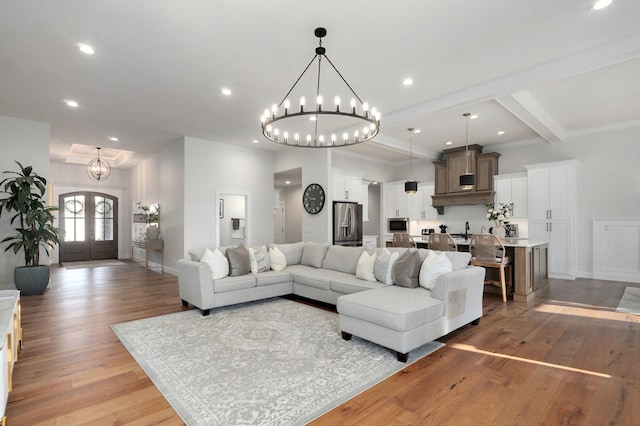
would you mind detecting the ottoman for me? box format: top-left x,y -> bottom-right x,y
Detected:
337,286 -> 446,362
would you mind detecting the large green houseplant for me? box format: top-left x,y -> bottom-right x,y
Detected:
0,161 -> 61,295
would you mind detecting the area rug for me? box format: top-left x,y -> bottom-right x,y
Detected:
62,259 -> 126,269
616,286 -> 640,315
111,298 -> 444,425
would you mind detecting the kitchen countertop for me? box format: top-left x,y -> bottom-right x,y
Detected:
407,235 -> 548,248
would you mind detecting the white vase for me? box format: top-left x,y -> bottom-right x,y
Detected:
145,225 -> 160,240
492,223 -> 506,239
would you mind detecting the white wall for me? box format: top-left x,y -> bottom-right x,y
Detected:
184,137 -> 275,258
275,148 -> 331,243
0,116 -> 51,289
130,140 -> 185,274
282,185 -> 302,242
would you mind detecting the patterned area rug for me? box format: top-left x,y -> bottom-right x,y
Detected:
111,298 -> 444,425
616,287 -> 640,315
62,259 -> 126,269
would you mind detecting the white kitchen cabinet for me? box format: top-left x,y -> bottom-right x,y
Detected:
525,160 -> 578,279
333,174 -> 362,202
386,181 -> 411,218
362,236 -> 378,248
494,173 -> 528,218
412,183 -> 437,220
0,290 -> 21,422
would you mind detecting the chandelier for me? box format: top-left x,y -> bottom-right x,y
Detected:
260,27 -> 380,148
459,113 -> 476,190
87,147 -> 111,182
404,128 -> 418,194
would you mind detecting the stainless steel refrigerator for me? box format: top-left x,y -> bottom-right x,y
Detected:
333,202 -> 363,246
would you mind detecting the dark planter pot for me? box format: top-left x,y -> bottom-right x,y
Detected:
14,265 -> 50,295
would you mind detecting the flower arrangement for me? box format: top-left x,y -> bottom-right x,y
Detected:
137,202 -> 159,224
486,202 -> 513,224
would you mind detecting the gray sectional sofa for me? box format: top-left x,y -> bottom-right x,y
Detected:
177,242 -> 485,361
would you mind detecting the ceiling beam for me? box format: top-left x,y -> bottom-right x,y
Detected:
495,91 -> 565,143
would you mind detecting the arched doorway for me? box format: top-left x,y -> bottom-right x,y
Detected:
58,192 -> 119,262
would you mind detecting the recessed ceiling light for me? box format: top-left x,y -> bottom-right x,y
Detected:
592,0 -> 613,10
470,114 -> 478,119
445,141 -> 452,145
285,181 -> 291,185
64,99 -> 79,108
77,43 -> 95,55
372,181 -> 378,185
402,78 -> 414,86
309,116 -> 316,121
413,129 -> 421,134
252,139 -> 259,144
497,131 -> 505,136
221,87 -> 232,96
109,137 -> 119,142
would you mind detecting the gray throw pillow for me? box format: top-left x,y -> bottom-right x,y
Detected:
226,244 -> 251,276
271,242 -> 305,265
301,242 -> 330,268
392,249 -> 421,288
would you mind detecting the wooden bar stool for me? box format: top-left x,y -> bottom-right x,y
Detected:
392,232 -> 416,248
428,233 -> 458,251
469,234 -> 512,302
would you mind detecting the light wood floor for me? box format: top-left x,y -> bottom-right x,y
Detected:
6,262 -> 639,425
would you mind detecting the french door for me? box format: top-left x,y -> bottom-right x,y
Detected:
59,192 -> 118,262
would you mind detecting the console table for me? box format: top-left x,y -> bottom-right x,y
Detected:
0,290 -> 21,424
132,239 -> 164,272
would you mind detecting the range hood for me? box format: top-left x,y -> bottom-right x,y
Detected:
430,144 -> 500,213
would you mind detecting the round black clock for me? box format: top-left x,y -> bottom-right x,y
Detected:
303,183 -> 325,214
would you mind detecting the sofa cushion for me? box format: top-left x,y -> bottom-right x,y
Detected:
249,246 -> 269,273
226,244 -> 251,276
254,270 -> 292,287
272,242 -> 305,265
356,250 -> 377,282
189,245 -> 233,262
330,275 -> 387,295
392,249 -> 421,288
287,264 -> 340,291
301,242 -> 330,268
337,286 -> 443,331
213,275 -> 256,293
444,251 -> 471,271
322,246 -> 365,274
269,246 -> 287,272
374,248 -> 400,285
419,250 -> 453,290
200,247 -> 229,279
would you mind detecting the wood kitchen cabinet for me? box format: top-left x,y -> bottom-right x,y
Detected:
525,160 -> 578,279
433,161 -> 448,195
476,153 -> 500,192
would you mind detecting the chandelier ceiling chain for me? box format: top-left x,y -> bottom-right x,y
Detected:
261,27 -> 380,148
87,147 -> 111,182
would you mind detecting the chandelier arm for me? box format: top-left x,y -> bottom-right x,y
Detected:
323,54 -> 364,105
277,55 -> 319,108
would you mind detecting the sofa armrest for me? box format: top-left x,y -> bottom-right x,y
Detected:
177,259 -> 215,310
431,266 -> 485,322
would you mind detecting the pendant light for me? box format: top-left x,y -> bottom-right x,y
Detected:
87,147 -> 111,182
404,128 -> 418,194
459,113 -> 475,190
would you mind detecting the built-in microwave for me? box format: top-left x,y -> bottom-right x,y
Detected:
388,217 -> 409,233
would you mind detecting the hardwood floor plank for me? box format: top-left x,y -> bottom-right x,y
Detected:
5,264 -> 639,425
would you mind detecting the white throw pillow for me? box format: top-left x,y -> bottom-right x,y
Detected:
248,246 -> 269,274
356,250 -> 378,282
269,246 -> 287,272
374,248 -> 400,285
419,250 -> 453,290
200,247 -> 229,280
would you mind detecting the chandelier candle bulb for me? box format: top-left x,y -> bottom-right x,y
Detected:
274,129 -> 279,141
343,133 -> 348,143
334,96 -> 340,111
283,132 -> 289,143
331,134 -> 336,144
319,135 -> 325,145
351,98 -> 357,113
284,99 -> 290,115
300,97 -> 305,112
294,133 -> 300,144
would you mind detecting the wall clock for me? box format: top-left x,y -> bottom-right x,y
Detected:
303,183 -> 325,214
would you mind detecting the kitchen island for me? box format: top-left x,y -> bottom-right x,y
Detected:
388,236 -> 549,302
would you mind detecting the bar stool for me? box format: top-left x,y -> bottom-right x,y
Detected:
469,234 -> 512,302
392,233 -> 416,248
428,233 -> 458,251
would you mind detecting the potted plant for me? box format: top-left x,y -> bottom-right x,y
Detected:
0,161 -> 61,295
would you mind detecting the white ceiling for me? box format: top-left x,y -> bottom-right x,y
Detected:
1,0 -> 639,167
